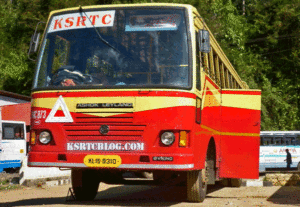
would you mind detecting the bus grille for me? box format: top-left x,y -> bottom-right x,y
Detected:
63,112 -> 145,141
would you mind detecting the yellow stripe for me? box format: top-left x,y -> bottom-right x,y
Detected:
201,80 -> 221,108
32,96 -> 195,117
195,125 -> 260,137
222,94 -> 261,110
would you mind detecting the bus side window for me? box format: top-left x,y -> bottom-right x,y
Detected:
262,137 -> 271,146
292,137 -> 297,146
296,135 -> 300,145
273,137 -> 282,146
284,137 -> 292,145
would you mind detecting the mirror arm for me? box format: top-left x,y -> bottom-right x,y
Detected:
28,21 -> 45,61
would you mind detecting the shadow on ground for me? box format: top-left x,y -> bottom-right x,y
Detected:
0,183 -> 225,207
267,173 -> 300,206
267,186 -> 300,206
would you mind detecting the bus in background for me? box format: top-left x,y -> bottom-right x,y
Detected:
0,121 -> 27,172
27,3 -> 261,202
260,131 -> 300,172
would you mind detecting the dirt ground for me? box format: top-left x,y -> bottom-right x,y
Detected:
0,182 -> 299,207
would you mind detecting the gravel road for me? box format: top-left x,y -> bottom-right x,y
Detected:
0,182 -> 299,207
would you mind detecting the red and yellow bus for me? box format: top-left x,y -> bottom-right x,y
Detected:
28,3 -> 261,202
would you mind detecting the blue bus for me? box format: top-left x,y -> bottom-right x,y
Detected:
259,131 -> 300,172
0,121 -> 27,172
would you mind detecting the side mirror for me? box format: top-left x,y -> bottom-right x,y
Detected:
28,21 -> 45,61
29,33 -> 40,54
198,29 -> 211,53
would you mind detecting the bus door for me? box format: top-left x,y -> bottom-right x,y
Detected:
219,89 -> 261,179
1,121 -> 26,171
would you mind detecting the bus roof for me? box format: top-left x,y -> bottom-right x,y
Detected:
260,131 -> 300,136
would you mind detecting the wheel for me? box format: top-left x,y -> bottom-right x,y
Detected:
186,162 -> 208,202
71,169 -> 100,201
230,178 -> 242,187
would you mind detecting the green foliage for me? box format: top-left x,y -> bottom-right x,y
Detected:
0,2 -> 32,95
0,0 -> 298,130
194,0 -> 299,130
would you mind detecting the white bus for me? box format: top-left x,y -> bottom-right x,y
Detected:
0,121 -> 27,172
259,131 -> 300,172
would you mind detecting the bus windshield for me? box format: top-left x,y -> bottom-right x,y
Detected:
33,8 -> 189,89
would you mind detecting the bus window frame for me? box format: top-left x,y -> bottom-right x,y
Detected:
32,6 -> 193,92
2,122 -> 26,140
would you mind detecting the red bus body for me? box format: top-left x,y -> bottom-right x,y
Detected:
28,3 -> 261,202
29,80 -> 261,179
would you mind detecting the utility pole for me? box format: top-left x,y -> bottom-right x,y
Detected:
243,0 -> 245,15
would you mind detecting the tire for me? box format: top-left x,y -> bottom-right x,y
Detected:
71,169 -> 100,201
186,162 -> 208,202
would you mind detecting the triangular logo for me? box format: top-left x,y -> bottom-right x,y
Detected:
45,95 -> 73,123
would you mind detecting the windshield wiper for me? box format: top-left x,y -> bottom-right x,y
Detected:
79,6 -> 119,53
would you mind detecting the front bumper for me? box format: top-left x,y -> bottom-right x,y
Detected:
28,152 -> 195,170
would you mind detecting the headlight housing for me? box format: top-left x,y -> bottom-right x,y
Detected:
161,132 -> 175,146
39,131 -> 52,144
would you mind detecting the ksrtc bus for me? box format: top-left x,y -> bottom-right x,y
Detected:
28,3 -> 261,202
260,131 -> 300,172
0,121 -> 27,172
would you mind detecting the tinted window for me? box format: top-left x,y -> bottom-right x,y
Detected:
2,123 -> 25,140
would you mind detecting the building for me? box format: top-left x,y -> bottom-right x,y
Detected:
0,90 -> 31,141
0,90 -> 31,106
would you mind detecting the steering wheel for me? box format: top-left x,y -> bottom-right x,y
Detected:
51,66 -> 91,86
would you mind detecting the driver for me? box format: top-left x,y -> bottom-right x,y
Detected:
51,66 -> 89,86
61,78 -> 76,86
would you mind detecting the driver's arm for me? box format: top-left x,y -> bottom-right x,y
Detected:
61,79 -> 76,86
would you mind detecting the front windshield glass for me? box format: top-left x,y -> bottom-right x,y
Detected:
33,8 -> 190,89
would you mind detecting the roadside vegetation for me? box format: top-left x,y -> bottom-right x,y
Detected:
0,0 -> 299,130
0,173 -> 22,191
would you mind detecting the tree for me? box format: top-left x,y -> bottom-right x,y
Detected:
0,0 -> 298,130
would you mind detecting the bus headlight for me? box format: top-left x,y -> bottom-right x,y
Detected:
161,132 -> 175,146
39,131 -> 52,144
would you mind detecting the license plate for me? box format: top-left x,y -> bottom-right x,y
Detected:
83,155 -> 122,168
